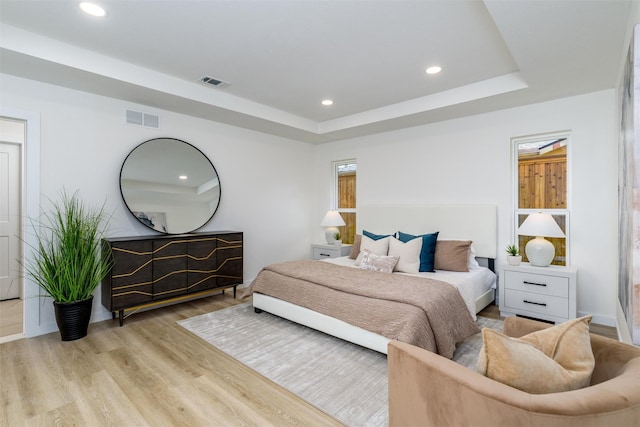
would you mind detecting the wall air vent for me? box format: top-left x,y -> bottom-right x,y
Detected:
126,109 -> 159,129
200,75 -> 230,88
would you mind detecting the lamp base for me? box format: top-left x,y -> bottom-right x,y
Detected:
525,237 -> 555,267
325,227 -> 339,244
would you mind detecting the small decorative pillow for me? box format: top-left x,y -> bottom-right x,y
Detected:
348,234 -> 362,259
388,237 -> 421,274
397,231 -> 439,272
476,316 -> 594,394
358,250 -> 399,273
434,240 -> 472,272
354,235 -> 391,266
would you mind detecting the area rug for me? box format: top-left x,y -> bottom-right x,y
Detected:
178,303 -> 503,427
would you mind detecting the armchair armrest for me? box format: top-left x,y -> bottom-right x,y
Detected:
387,340 -> 533,427
387,339 -> 640,427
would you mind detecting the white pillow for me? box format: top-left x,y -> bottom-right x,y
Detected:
354,235 -> 391,266
388,237 -> 421,274
468,244 -> 480,268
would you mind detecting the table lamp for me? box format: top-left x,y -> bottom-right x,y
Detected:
517,212 -> 565,267
321,210 -> 345,244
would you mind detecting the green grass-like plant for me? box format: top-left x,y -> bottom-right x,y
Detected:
24,190 -> 113,303
505,244 -> 520,256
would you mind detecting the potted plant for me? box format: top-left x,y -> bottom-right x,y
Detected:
506,244 -> 522,266
23,190 -> 113,341
334,231 -> 342,246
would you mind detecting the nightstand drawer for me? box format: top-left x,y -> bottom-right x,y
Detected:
504,289 -> 569,318
503,270 -> 569,297
499,263 -> 577,323
313,246 -> 341,259
311,243 -> 352,260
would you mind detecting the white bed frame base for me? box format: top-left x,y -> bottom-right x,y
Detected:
253,293 -> 391,354
253,204 -> 498,355
475,288 -> 495,313
253,287 -> 495,355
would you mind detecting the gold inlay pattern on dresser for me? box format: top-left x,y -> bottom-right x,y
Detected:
112,237 -> 241,255
112,244 -> 242,279
112,256 -> 243,293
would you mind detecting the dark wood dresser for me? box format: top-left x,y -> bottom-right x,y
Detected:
101,231 -> 243,325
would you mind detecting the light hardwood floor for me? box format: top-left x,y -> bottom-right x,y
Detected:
1,297 -> 618,426
0,298 -> 23,338
0,293 -> 342,427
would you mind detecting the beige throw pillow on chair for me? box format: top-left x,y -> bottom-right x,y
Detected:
476,316 -> 594,394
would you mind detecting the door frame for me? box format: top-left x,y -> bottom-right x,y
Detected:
0,139 -> 22,301
1,107 -> 40,338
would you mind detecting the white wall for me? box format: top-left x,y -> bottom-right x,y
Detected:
1,70 -> 621,334
314,90 -> 618,325
1,74 -> 315,337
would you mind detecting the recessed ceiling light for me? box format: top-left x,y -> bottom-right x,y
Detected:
426,66 -> 442,75
79,2 -> 106,17
179,175 -> 188,180
321,99 -> 334,106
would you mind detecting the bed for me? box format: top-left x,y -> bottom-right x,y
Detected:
249,204 -> 498,357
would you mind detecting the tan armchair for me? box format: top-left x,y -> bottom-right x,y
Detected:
388,316 -> 640,427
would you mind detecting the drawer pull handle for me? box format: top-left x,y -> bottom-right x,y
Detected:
523,300 -> 547,307
319,253 -> 331,257
523,281 -> 547,287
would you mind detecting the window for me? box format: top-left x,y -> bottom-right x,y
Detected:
513,132 -> 570,265
333,159 -> 356,244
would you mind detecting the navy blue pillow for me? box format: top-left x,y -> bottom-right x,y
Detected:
363,230 -> 396,240
397,231 -> 439,272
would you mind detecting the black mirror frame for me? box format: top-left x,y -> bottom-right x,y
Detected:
119,138 -> 221,234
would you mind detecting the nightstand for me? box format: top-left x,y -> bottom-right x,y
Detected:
499,263 -> 577,324
311,243 -> 352,260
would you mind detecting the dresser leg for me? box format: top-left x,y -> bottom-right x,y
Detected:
119,309 -> 124,327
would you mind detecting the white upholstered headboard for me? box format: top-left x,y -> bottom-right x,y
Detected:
358,204 -> 497,259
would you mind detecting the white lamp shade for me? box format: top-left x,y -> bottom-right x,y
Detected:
518,213 -> 564,267
321,210 -> 345,244
320,210 -> 346,227
518,213 -> 565,238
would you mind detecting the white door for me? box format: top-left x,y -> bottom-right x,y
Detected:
0,123 -> 23,300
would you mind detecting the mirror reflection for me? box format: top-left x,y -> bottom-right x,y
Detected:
120,138 -> 221,234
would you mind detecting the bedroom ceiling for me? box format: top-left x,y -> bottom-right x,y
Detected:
0,0 -> 633,143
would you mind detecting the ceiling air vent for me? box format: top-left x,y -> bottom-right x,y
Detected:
200,75 -> 230,88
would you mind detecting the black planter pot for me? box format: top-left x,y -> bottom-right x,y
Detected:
53,296 -> 93,341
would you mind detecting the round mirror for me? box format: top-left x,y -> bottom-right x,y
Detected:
120,138 -> 221,234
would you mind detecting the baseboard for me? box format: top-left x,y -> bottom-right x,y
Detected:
578,311 -> 616,328
25,319 -> 58,338
0,332 -> 24,344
